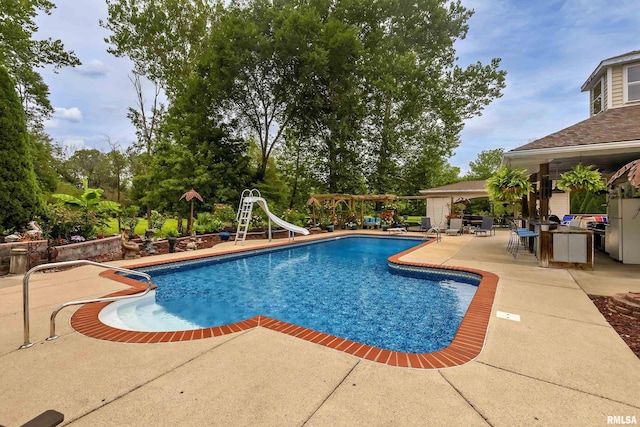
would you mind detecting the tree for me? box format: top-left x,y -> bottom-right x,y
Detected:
63,149 -> 108,188
28,129 -> 59,193
0,0 -> 80,128
334,0 -> 506,194
52,177 -> 121,234
200,0 -> 329,182
102,0 -> 217,99
52,178 -> 120,216
0,66 -> 43,230
465,148 -> 504,180
127,73 -> 166,216
141,72 -> 252,215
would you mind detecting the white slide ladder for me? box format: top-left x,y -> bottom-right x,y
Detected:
234,188 -> 310,245
235,189 -> 258,245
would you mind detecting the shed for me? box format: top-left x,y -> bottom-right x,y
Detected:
419,181 -> 488,228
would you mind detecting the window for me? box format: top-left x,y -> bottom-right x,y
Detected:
591,78 -> 603,115
627,64 -> 640,102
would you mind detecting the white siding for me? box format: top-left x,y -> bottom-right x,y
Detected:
426,198 -> 450,229
549,191 -> 570,218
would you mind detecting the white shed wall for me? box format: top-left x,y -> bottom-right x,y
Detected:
426,198 -> 450,229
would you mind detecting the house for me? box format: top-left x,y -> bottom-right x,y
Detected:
503,50 -> 640,263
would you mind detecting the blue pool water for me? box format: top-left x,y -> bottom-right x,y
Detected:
106,236 -> 479,353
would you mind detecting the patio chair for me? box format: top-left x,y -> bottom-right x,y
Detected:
445,218 -> 463,236
474,216 -> 495,236
506,220 -> 538,259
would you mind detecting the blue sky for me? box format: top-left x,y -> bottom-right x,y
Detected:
36,0 -> 640,173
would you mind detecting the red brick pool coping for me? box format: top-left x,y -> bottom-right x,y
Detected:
71,234 -> 498,369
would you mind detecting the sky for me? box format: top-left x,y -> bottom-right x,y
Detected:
35,0 -> 640,174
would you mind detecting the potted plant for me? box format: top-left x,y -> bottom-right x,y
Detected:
487,166 -> 532,218
166,229 -> 178,253
557,163 -> 606,192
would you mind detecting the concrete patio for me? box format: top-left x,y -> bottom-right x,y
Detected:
0,229 -> 638,426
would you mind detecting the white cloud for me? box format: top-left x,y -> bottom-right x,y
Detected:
75,59 -> 108,78
43,118 -> 59,129
52,107 -> 83,122
60,136 -> 87,152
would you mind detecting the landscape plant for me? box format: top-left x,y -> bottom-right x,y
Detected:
149,210 -> 167,236
558,163 -> 606,193
52,177 -> 121,231
486,166 -> 531,218
212,204 -> 236,224
194,212 -> 224,234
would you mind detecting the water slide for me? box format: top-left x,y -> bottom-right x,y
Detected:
245,197 -> 310,236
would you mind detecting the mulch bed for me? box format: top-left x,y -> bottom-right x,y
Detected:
590,296 -> 640,359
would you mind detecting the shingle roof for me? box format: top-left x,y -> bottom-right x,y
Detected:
420,180 -> 487,193
509,104 -> 640,152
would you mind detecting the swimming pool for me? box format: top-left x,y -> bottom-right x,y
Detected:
100,236 -> 479,353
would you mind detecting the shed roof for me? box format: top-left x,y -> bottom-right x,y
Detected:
419,180 -> 488,198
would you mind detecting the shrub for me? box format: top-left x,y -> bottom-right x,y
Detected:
282,209 -> 306,227
194,212 -> 224,234
149,210 -> 167,236
212,204 -> 236,224
41,203 -> 97,242
120,205 -> 140,236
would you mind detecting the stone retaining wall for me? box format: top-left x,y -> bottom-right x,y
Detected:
1,228 -> 319,274
54,236 -> 121,263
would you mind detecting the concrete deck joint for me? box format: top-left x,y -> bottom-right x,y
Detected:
477,361 -> 640,410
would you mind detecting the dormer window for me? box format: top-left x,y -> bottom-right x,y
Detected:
626,64 -> 640,103
591,78 -> 603,115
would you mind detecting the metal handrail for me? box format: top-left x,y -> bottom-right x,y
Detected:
20,260 -> 153,349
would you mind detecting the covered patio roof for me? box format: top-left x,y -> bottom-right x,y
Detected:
503,104 -> 640,176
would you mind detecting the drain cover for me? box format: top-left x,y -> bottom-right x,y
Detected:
496,311 -> 521,322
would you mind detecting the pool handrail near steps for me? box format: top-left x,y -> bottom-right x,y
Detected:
20,260 -> 153,349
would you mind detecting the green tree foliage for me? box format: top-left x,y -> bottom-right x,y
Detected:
196,0 -> 332,182
570,191 -> 607,215
104,0 -> 505,209
0,66 -> 43,230
465,148 -> 504,180
0,0 -> 80,128
28,129 -> 59,193
335,0 -> 506,194
102,0 -> 216,99
141,76 -> 252,216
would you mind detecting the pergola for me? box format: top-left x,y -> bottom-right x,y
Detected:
308,193 -> 428,226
